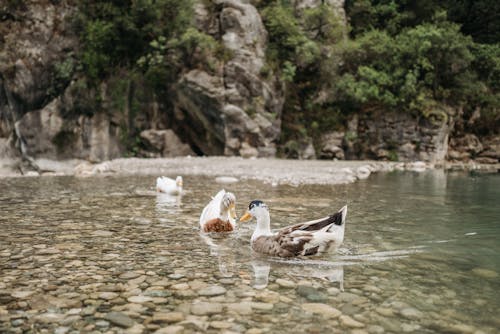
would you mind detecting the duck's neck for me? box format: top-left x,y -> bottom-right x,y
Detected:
219,209 -> 235,227
252,210 -> 272,241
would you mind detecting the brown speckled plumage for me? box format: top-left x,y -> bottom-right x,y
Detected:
202,218 -> 234,233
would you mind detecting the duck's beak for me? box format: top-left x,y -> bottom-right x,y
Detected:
239,211 -> 252,222
177,181 -> 183,187
229,203 -> 237,220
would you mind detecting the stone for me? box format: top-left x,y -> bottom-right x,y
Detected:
152,312 -> 185,323
275,279 -> 296,288
297,285 -> 328,302
340,315 -> 365,328
471,268 -> 498,279
154,325 -> 185,334
227,302 -> 253,315
301,303 -> 341,318
319,131 -> 345,159
250,302 -> 274,311
104,312 -> 135,328
210,321 -> 233,329
256,291 -> 280,303
190,302 -> 223,315
127,295 -> 154,303
171,283 -> 190,290
197,285 -> 227,296
11,290 -> 36,299
99,292 -> 118,300
140,129 -> 194,157
400,307 -> 423,320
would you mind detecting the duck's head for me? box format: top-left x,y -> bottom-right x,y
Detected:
240,200 -> 268,222
221,192 -> 237,219
175,176 -> 183,188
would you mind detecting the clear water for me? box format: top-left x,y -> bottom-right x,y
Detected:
0,170 -> 499,333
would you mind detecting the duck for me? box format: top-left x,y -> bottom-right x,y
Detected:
156,176 -> 183,195
199,189 -> 237,233
239,200 -> 347,257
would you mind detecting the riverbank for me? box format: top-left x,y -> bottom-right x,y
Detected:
1,156 -> 498,185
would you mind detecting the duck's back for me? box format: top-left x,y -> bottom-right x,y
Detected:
199,190 -> 226,227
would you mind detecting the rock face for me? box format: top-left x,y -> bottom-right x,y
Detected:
0,1 -> 497,164
0,1 -> 78,161
342,109 -> 454,164
173,0 -> 284,158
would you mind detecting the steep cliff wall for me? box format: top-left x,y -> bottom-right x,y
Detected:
0,0 -> 497,169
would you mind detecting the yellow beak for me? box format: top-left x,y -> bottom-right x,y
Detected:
239,211 -> 252,222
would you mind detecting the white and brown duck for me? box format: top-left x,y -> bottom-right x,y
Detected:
199,190 -> 237,233
239,200 -> 347,257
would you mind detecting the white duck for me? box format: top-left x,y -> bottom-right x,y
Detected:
239,200 -> 347,257
156,176 -> 183,195
199,189 -> 237,232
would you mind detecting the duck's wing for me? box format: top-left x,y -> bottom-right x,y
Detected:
199,189 -> 226,226
156,176 -> 175,193
278,206 -> 346,233
271,207 -> 347,256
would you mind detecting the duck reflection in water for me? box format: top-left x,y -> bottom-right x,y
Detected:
250,258 -> 344,291
199,233 -> 239,277
155,192 -> 182,214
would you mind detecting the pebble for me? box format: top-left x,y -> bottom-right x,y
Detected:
210,321 -> 233,329
168,274 -> 185,280
127,295 -> 153,303
99,292 -> 118,300
104,312 -> 135,328
227,302 -> 253,315
301,303 -> 342,318
340,315 -> 365,328
154,325 -> 185,334
171,283 -> 190,290
375,307 -> 394,317
275,279 -> 296,288
191,302 -> 223,315
471,268 -> 498,279
367,325 -> 385,334
400,307 -> 423,320
198,285 -> 227,296
251,302 -> 274,311
152,312 -> 185,323
11,290 -> 36,299
297,286 -> 328,302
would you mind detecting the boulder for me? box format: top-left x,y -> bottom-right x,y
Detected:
319,131 -> 345,159
173,0 -> 284,157
140,129 -> 194,157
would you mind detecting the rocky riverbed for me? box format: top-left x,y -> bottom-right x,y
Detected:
1,172 -> 499,334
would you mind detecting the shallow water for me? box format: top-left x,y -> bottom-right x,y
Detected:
1,170 -> 499,333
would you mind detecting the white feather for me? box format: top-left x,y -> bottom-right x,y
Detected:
199,189 -> 226,227
156,176 -> 182,195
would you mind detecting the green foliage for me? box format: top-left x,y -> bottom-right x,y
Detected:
76,0 -> 194,83
333,21 -> 477,113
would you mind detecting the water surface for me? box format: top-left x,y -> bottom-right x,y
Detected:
0,170 -> 499,333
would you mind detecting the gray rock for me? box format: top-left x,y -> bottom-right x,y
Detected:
297,285 -> 328,302
140,129 -> 194,157
104,312 -> 135,328
197,285 -> 227,296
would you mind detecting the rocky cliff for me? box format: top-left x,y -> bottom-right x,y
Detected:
0,0 -> 498,171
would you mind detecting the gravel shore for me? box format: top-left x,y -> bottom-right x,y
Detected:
1,156 -> 498,185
